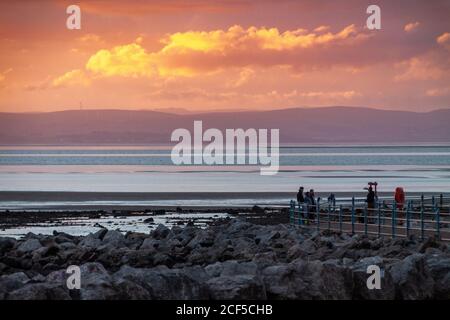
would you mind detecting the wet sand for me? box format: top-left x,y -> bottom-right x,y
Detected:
0,190 -> 444,210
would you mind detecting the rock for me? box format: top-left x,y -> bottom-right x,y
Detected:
120,249 -> 154,268
425,254 -> 450,299
17,239 -> 42,254
79,263 -> 117,300
32,244 -> 60,260
205,261 -> 258,278
252,252 -> 278,269
225,219 -> 252,234
7,283 -> 71,300
113,278 -> 151,299
79,234 -> 102,248
143,217 -> 154,223
151,224 -> 171,240
207,275 -> 266,300
139,238 -> 159,251
0,272 -> 30,299
388,254 -> 434,299
419,237 -> 441,253
59,242 -> 77,251
2,218 -> 450,300
251,205 -> 265,214
187,230 -> 215,249
53,232 -> 77,244
93,228 -> 108,240
102,230 -> 126,247
286,244 -> 306,260
262,260 -> 353,299
113,265 -> 209,299
0,237 -> 16,254
351,256 -> 396,299
204,260 -> 265,300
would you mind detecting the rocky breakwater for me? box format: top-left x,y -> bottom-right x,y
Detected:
0,219 -> 449,300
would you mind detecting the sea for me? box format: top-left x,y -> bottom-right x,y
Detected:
0,144 -> 449,210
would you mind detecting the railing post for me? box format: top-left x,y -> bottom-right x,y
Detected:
298,202 -> 303,226
421,205 -> 425,241
339,204 -> 343,233
392,201 -> 397,239
377,202 -> 381,237
440,193 -> 443,209
351,196 -> 355,235
364,205 -> 368,236
302,203 -> 309,224
327,203 -> 331,231
289,200 -> 295,225
316,198 -> 320,232
436,207 -> 440,240
406,201 -> 411,238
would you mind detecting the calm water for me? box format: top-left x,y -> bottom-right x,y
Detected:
0,145 -> 449,205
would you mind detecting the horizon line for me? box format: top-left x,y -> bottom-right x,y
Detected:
1,105 -> 450,115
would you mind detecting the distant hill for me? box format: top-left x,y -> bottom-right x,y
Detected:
0,107 -> 449,145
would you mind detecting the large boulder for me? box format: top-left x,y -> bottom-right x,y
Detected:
17,239 -> 42,254
206,275 -> 266,300
0,237 -> 16,254
425,254 -> 450,299
261,260 -> 353,299
151,224 -> 171,240
205,260 -> 258,278
78,234 -> 102,249
351,256 -> 395,299
388,254 -> 434,299
79,263 -> 117,300
0,272 -> 30,299
102,230 -> 126,247
7,283 -> 71,300
113,265 -> 209,299
205,260 -> 265,300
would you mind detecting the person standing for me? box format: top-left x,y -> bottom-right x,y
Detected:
297,186 -> 304,203
309,189 -> 316,206
394,187 -> 405,210
366,186 -> 376,209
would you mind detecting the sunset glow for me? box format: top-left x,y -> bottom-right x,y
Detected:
0,0 -> 449,112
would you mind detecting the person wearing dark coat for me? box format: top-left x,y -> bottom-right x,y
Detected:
296,186 -> 304,203
366,186 -> 376,209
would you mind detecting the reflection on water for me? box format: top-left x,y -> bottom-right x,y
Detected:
0,212 -> 229,238
0,146 -> 449,197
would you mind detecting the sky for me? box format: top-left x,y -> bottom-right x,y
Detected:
0,0 -> 449,113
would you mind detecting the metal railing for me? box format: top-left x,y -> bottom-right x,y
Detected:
289,194 -> 450,242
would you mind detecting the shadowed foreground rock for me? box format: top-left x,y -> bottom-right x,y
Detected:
0,219 -> 449,300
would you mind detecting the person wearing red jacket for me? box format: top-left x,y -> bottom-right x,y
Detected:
395,187 -> 405,210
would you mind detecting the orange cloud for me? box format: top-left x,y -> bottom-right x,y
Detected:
437,32 -> 450,45
296,90 -> 359,99
56,24 -> 370,84
394,57 -> 445,81
52,69 -> 91,87
161,24 -> 363,52
404,22 -> 420,32
86,43 -> 155,78
426,87 -> 450,97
